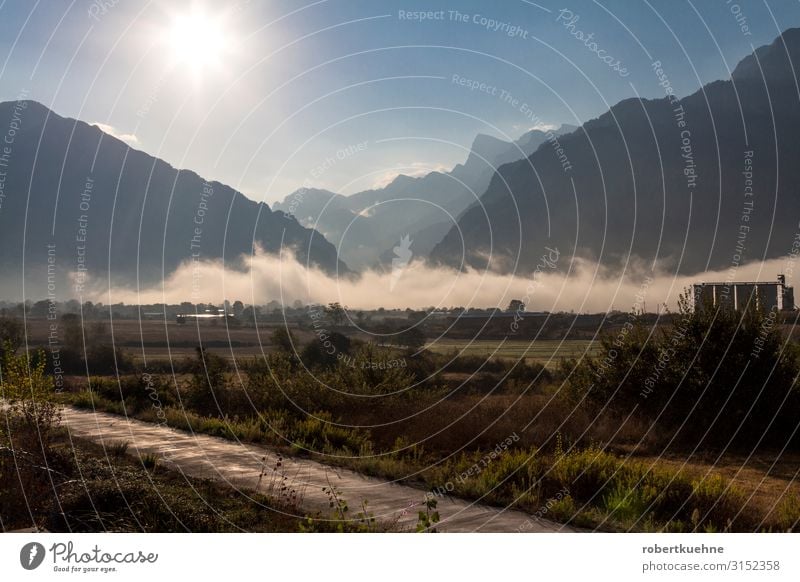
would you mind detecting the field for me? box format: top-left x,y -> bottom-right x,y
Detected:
7,305 -> 800,532
24,317 -> 601,367
24,318 -> 315,363
425,338 -> 601,368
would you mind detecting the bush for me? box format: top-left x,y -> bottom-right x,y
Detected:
0,317 -> 22,359
0,343 -> 62,528
568,293 -> 800,449
300,332 -> 351,370
396,327 -> 426,351
271,328 -> 297,354
0,343 -> 60,444
86,345 -> 133,375
185,347 -> 229,417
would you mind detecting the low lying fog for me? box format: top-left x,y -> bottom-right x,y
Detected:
84,249 -> 798,313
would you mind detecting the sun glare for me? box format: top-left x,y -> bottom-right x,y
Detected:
167,10 -> 229,73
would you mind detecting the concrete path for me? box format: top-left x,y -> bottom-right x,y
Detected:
61,407 -> 573,533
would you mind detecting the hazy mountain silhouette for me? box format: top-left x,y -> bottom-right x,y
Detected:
274,125 -> 575,270
430,29 -> 800,277
0,102 -> 345,297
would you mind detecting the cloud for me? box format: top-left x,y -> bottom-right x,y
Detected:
92,247 -> 799,314
91,122 -> 140,147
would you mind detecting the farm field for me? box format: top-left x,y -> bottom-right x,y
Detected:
425,338 -> 600,368
24,318 -> 315,363
23,318 -> 602,367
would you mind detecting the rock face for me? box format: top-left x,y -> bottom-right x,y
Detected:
0,101 -> 345,297
430,29 -> 800,276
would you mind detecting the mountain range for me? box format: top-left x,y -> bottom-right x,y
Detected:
430,29 -> 800,277
273,125 -> 575,270
2,28 -> 800,300
0,101 -> 344,298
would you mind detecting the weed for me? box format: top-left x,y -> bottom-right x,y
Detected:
107,441 -> 129,458
416,497 -> 440,532
774,494 -> 800,532
354,500 -> 379,532
140,453 -> 159,471
322,473 -> 348,521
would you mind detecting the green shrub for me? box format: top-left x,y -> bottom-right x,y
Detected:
548,494 -> 577,521
289,412 -> 370,454
603,484 -> 655,524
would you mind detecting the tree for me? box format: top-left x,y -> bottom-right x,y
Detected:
325,302 -> 346,326
31,300 -> 50,317
271,327 -> 297,354
89,321 -> 110,345
62,314 -> 83,352
300,332 -> 351,369
82,301 -> 97,319
397,327 -> 427,351
232,300 -> 245,318
0,317 -> 22,360
242,305 -> 260,323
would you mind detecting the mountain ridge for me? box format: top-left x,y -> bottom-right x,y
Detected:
273,124 -> 576,270
0,99 -> 346,298
429,28 -> 800,277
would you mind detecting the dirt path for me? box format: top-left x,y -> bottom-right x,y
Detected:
61,407 -> 573,533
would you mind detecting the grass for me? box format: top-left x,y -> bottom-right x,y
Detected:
140,452 -> 160,470
3,431 -> 325,532
774,494 -> 800,531
2,424 -> 384,532
425,339 -> 600,368
106,440 -> 129,458
632,452 -> 800,531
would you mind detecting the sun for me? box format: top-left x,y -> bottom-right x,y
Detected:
166,9 -> 230,74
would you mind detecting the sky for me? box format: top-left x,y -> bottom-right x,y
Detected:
1,0 -> 798,204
